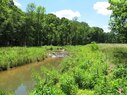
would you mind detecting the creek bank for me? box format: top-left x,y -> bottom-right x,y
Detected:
48,49 -> 69,58
0,48 -> 68,95
0,58 -> 63,95
0,48 -> 68,71
0,55 -> 46,71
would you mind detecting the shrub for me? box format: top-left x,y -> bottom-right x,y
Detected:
110,79 -> 127,94
73,68 -> 95,89
31,71 -> 64,95
79,60 -> 92,70
60,74 -> 78,95
32,83 -> 65,95
113,67 -> 127,79
61,58 -> 77,73
94,77 -> 112,95
90,42 -> 99,51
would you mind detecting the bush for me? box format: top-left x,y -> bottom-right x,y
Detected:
113,67 -> 127,79
90,42 -> 99,51
32,83 -> 65,95
31,72 -> 64,95
40,67 -> 60,85
79,60 -> 92,70
94,77 -> 112,95
73,68 -> 95,89
95,77 -> 127,95
60,74 -> 78,95
61,58 -> 78,73
110,79 -> 127,94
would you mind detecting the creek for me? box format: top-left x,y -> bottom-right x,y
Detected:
0,50 -> 68,95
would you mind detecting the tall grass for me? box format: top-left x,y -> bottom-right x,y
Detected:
0,47 -> 49,71
30,43 -> 127,95
1,44 -> 127,94
30,43 -> 109,95
0,91 -> 13,95
99,44 -> 127,66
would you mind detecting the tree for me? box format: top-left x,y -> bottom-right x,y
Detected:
25,3 -> 36,46
109,0 -> 127,43
89,27 -> 104,43
35,5 -> 45,46
0,0 -> 24,46
44,14 -> 61,45
0,2 -> 110,46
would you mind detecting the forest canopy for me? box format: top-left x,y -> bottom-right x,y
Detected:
0,0 -> 126,46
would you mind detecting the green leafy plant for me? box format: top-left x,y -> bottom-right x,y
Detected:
60,74 -> 78,95
90,42 -> 99,51
73,68 -> 95,89
113,67 -> 127,79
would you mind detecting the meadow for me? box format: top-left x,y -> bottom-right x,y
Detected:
0,43 -> 127,95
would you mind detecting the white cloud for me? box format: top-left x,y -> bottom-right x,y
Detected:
13,0 -> 21,7
93,2 -> 112,16
102,25 -> 110,32
52,10 -> 81,20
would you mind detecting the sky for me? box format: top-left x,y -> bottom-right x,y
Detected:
13,0 -> 112,32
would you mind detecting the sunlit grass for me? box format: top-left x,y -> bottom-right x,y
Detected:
77,90 -> 94,95
98,44 -> 127,66
1,44 -> 127,94
0,46 -> 55,70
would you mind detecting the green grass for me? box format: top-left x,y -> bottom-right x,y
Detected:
30,43 -> 127,95
99,44 -> 127,66
77,90 -> 94,95
1,43 -> 127,95
30,43 -> 109,95
0,91 -> 13,95
0,46 -> 58,71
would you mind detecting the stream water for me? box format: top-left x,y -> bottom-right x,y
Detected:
0,58 -> 62,95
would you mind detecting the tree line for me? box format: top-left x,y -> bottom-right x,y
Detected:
0,0 -> 126,46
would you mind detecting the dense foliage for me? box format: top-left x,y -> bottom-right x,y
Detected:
109,0 -> 127,43
0,0 -> 114,47
0,44 -> 127,94
29,43 -> 127,95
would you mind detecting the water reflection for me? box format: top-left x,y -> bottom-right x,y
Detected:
15,84 -> 27,95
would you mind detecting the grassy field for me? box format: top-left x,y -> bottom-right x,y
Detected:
1,43 -> 127,95
99,44 -> 127,66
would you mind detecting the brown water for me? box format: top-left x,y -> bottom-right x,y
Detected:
0,58 -> 62,95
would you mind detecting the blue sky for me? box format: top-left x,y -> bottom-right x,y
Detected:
13,0 -> 112,32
